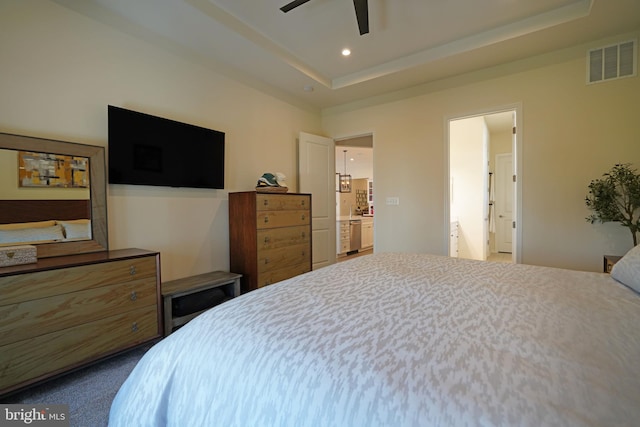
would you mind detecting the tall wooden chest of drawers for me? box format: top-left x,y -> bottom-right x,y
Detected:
229,191 -> 312,293
0,248 -> 161,396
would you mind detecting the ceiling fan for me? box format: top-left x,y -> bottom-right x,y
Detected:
280,0 -> 369,35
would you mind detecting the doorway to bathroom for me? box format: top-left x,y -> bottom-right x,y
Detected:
447,107 -> 520,263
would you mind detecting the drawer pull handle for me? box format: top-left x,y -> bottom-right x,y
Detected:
129,266 -> 137,275
264,236 -> 271,243
263,199 -> 269,206
264,216 -> 269,223
301,232 -> 305,239
301,200 -> 305,206
301,214 -> 305,220
265,258 -> 270,264
130,291 -> 137,301
131,322 -> 139,332
302,251 -> 306,257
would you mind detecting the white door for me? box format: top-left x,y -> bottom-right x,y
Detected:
495,153 -> 513,253
298,132 -> 336,269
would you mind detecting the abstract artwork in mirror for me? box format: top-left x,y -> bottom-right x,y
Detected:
0,132 -> 107,258
18,151 -> 89,188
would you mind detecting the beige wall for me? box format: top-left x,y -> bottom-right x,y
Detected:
323,30 -> 640,271
450,116 -> 488,261
0,1 -> 321,280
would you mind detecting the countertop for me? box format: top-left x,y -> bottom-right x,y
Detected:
337,215 -> 374,222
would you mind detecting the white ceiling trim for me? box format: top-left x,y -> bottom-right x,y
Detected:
186,0 -> 333,88
50,0 -> 635,110
333,0 -> 594,89
187,0 -> 594,91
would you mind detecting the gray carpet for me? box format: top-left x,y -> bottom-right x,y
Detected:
3,344 -> 152,427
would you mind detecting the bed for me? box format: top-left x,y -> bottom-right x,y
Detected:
0,199 -> 92,246
109,250 -> 640,426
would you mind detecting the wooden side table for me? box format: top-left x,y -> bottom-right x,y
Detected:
603,255 -> 622,273
162,271 -> 241,336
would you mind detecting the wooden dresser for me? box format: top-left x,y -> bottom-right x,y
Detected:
0,248 -> 161,396
229,191 -> 312,293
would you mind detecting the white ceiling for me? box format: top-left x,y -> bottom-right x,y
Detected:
52,0 -> 640,110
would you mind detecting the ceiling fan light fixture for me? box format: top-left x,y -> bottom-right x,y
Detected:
353,0 -> 369,35
280,0 -> 312,13
280,0 -> 369,36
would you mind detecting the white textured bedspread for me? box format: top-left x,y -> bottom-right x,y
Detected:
109,253 -> 640,426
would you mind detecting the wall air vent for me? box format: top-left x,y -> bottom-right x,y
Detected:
587,39 -> 637,84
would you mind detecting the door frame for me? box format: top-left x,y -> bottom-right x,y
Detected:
444,103 -> 522,263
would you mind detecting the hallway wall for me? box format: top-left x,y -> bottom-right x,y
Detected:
450,116 -> 488,260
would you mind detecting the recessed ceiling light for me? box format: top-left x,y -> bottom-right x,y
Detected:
342,48 -> 351,56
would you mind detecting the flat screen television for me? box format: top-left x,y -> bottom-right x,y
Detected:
108,105 -> 225,189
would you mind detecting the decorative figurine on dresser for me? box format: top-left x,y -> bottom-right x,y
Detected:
229,185 -> 312,294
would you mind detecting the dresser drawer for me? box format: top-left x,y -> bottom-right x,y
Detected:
257,226 -> 310,250
256,194 -> 310,211
0,304 -> 158,392
0,277 -> 157,347
257,263 -> 312,288
257,243 -> 310,274
256,210 -> 310,229
0,256 -> 157,305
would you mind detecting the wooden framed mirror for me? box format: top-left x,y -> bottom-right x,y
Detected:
0,132 -> 107,258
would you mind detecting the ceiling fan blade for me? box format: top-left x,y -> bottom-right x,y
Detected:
280,0 -> 313,13
353,0 -> 369,35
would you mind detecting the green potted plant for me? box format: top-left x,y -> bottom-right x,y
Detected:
586,163 -> 640,246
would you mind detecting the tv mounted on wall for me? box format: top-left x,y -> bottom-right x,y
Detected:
108,105 -> 225,189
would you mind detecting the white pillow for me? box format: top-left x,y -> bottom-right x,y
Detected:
611,244 -> 640,293
59,221 -> 92,240
0,224 -> 65,245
